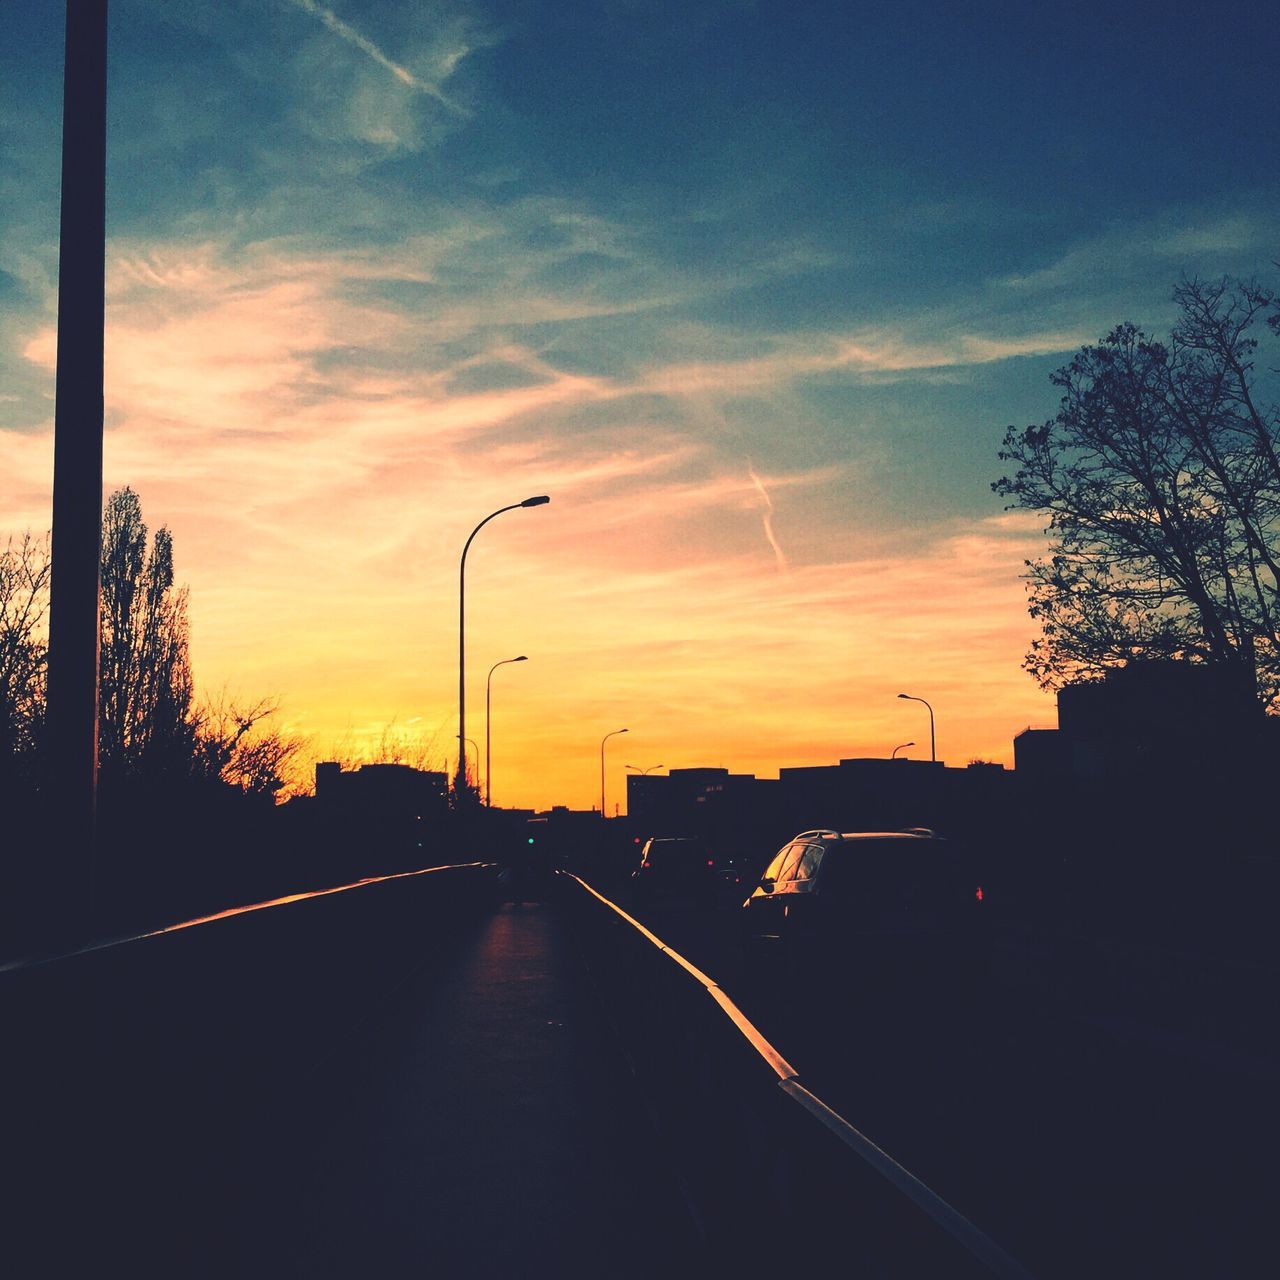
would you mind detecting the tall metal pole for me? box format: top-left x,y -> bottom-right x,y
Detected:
897,694 -> 935,763
46,0 -> 108,934
600,728 -> 628,816
486,655 -> 526,807
457,497 -> 548,804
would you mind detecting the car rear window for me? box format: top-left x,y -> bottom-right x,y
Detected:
644,839 -> 707,867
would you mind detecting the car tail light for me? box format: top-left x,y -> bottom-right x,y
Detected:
975,886 -> 983,902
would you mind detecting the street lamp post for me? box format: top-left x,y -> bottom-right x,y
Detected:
456,736 -> 480,789
600,728 -> 628,816
486,655 -> 527,807
625,764 -> 664,775
897,693 -> 935,763
891,741 -> 914,760
457,496 -> 549,802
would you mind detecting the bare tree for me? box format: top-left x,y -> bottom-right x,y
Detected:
0,533 -> 51,772
994,276 -> 1279,710
3,490 -> 307,814
325,718 -> 447,775
192,696 -> 305,799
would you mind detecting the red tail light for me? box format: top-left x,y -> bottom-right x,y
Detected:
975,886 -> 984,902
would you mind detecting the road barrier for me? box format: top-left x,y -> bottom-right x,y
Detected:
559,870 -> 1035,1279
2,860 -> 499,1276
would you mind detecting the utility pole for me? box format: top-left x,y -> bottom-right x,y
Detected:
45,0 -> 108,940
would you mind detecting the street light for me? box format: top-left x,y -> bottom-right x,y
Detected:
625,764 -> 664,774
897,693 -> 935,762
486,655 -> 527,807
456,736 -> 480,789
600,728 -> 628,816
891,741 -> 914,760
457,496 -> 549,802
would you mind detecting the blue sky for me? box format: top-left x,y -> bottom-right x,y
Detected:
2,1 -> 1277,803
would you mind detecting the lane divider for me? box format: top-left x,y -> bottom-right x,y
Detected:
561,871 -> 1035,1280
0,861 -> 495,976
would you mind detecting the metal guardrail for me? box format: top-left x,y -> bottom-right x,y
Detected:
4,859 -> 502,1275
0,860 -> 497,976
559,871 -> 1035,1280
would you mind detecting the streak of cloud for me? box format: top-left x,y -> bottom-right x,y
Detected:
284,0 -> 467,114
746,459 -> 788,573
2,227 -> 1072,806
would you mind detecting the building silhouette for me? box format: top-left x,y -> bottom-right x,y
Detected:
1014,660 -> 1266,786
1012,659 -> 1274,868
626,757 -> 1011,873
314,761 -> 449,818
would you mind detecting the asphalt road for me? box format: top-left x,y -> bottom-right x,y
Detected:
5,886 -> 702,1280
8,873 -> 1271,1279
237,900 -> 703,1278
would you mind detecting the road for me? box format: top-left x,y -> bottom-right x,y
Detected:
628,894 -> 1278,1280
201,900 -> 702,1277
5,883 -> 702,1279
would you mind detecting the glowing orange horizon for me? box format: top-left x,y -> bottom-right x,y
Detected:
4,238 -> 1058,813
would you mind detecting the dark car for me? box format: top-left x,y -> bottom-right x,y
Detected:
630,836 -> 722,905
741,828 -> 987,997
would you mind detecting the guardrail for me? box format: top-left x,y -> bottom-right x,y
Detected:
558,871 -> 1035,1279
3,859 -> 500,1276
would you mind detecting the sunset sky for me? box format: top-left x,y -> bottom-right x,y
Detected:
2,1 -> 1277,809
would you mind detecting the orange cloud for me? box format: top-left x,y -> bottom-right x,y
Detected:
4,235 -> 1059,809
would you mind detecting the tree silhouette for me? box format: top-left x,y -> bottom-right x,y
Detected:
994,276 -> 1279,711
193,696 -> 302,800
0,533 -> 50,779
99,487 -> 196,777
0,489 -> 301,799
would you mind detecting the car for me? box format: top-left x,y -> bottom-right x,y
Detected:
741,828 -> 988,999
630,836 -> 722,905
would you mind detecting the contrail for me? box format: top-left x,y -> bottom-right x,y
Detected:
747,459 -> 789,572
285,0 -> 467,114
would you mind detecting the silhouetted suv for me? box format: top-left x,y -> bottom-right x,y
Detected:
630,836 -> 721,905
741,829 -> 987,995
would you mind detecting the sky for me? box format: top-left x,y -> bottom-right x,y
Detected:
2,1 -> 1278,810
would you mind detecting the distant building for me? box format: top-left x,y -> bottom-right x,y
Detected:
626,757 -> 1010,862
627,767 -> 777,834
1012,727 -> 1065,777
314,761 -> 448,818
778,757 -> 1009,838
1009,660 -> 1277,856
1013,660 -> 1264,788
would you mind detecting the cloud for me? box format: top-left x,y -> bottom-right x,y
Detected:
995,210 -> 1280,308
6,224 -> 1080,596
632,327 -> 1086,402
2,220 -> 1079,805
746,459 -> 788,572
282,0 -> 467,114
